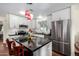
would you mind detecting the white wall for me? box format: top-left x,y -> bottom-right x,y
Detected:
0,16 -> 9,44
3,14 -> 10,43
71,5 -> 79,56
0,16 -> 5,22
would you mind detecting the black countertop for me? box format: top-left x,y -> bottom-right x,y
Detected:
15,37 -> 52,52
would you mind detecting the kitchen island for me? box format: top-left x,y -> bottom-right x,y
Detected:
13,36 -> 52,56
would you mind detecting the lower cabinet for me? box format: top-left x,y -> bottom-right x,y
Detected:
33,42 -> 52,56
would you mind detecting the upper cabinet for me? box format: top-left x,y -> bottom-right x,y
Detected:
9,14 -> 29,29
9,14 -> 35,29
52,8 -> 70,21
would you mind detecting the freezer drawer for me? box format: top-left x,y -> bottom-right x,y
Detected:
64,44 -> 71,56
59,43 -> 64,54
52,41 -> 59,52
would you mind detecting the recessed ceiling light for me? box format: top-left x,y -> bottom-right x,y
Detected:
19,11 -> 25,16
37,15 -> 47,21
38,15 -> 43,19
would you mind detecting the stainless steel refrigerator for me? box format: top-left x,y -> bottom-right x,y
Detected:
51,20 -> 71,56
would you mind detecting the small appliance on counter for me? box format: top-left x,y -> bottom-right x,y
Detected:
17,30 -> 28,35
19,25 -> 28,28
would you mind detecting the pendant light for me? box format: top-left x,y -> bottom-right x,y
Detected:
25,10 -> 31,20
25,3 -> 33,21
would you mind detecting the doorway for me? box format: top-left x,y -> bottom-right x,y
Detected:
0,21 -> 3,42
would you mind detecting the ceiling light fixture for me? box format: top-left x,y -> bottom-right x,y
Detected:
37,15 -> 47,21
19,11 -> 25,16
38,15 -> 43,19
19,9 -> 33,21
25,10 -> 33,20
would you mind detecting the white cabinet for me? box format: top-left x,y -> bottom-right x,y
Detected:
46,42 -> 52,56
9,14 -> 35,29
52,8 -> 70,21
9,14 -> 28,29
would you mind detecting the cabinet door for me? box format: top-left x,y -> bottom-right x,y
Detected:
40,42 -> 52,56
34,44 -> 48,56
33,49 -> 41,56
46,42 -> 52,56
33,42 -> 52,56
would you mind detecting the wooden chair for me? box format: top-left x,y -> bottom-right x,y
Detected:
6,38 -> 31,56
12,41 -> 24,56
75,42 -> 79,56
6,39 -> 14,55
12,40 -> 29,56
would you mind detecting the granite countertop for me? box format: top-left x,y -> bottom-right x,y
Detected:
15,37 -> 52,52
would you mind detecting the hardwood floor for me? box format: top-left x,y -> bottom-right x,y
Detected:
52,51 -> 63,56
0,40 -> 63,56
0,40 -> 9,56
52,50 -> 66,56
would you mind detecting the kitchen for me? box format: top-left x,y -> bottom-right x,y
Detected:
0,3 -> 79,56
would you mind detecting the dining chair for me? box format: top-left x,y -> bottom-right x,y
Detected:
75,42 -> 79,56
12,41 -> 29,56
6,39 -> 14,55
6,38 -> 31,56
6,39 -> 25,56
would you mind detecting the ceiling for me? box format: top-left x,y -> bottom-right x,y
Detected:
0,3 -> 73,17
